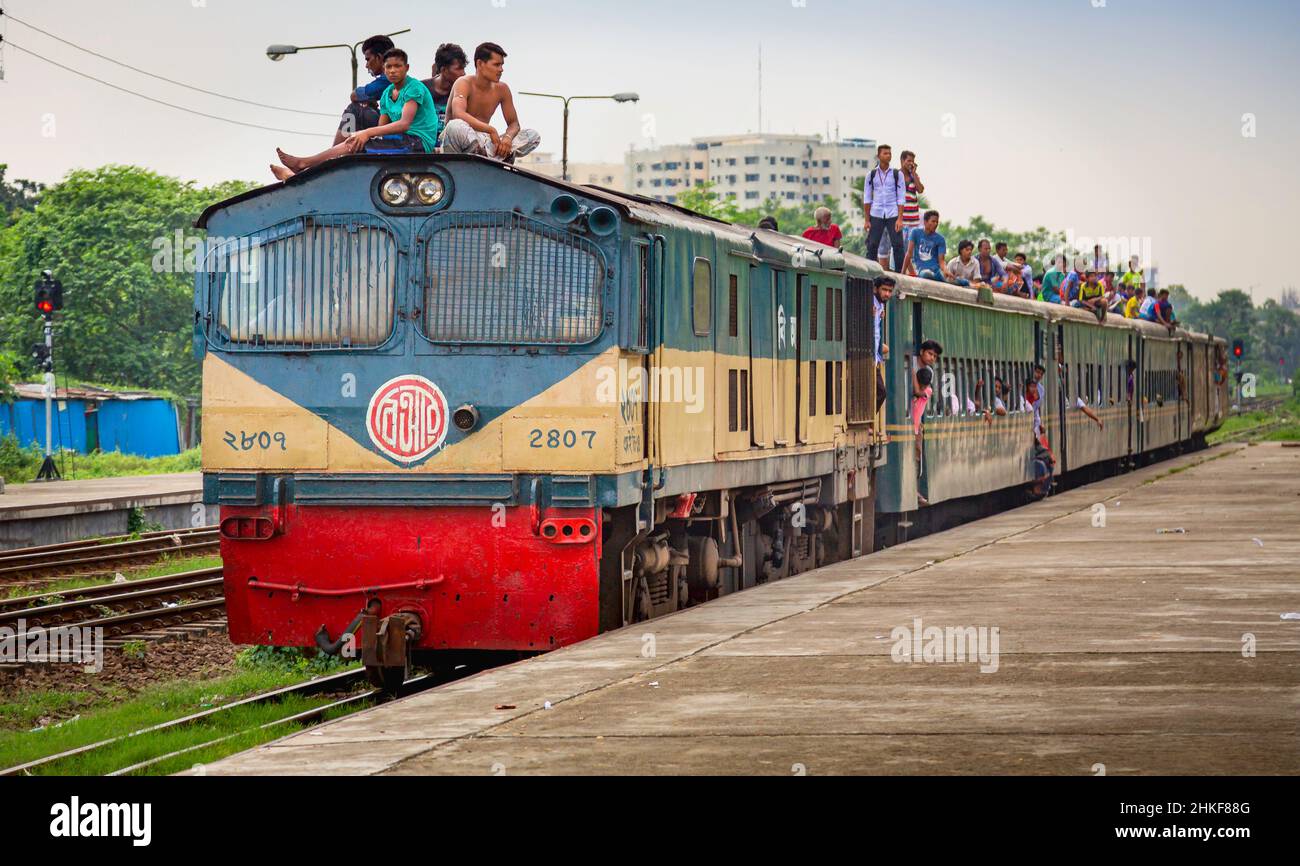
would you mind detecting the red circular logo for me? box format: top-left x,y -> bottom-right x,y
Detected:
366,375 -> 449,465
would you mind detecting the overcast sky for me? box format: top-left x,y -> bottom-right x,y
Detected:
1,0 -> 1296,301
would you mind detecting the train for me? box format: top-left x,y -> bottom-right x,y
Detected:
193,153 -> 1228,687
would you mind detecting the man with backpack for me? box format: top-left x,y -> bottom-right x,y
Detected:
863,144 -> 908,272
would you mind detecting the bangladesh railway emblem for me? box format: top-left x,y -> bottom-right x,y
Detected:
366,375 -> 449,465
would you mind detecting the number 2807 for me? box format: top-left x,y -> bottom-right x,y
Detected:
529,429 -> 596,449
224,431 -> 287,452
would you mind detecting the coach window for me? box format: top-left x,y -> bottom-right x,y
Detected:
693,258 -> 712,337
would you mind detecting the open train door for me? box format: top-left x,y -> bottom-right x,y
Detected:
1056,324 -> 1069,471
715,256 -> 753,457
1127,332 -> 1136,461
749,263 -> 776,449
1136,335 -> 1146,455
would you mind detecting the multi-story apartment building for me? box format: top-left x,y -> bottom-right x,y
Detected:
625,133 -> 877,226
516,152 -> 626,191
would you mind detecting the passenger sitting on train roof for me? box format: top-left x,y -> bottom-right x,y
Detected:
332,35 -> 396,146
1139,288 -> 1158,320
441,42 -> 541,163
993,242 -> 1010,270
1152,289 -> 1176,329
758,216 -> 779,231
422,43 -> 469,142
1106,281 -> 1128,315
902,211 -> 947,282
272,49 -> 440,180
1072,270 -> 1107,321
802,207 -> 843,249
1061,266 -> 1083,306
1121,259 -> 1146,295
1124,285 -> 1143,318
996,262 -> 1031,298
945,240 -> 980,287
1014,252 -> 1034,290
974,240 -> 1006,286
1040,255 -> 1067,303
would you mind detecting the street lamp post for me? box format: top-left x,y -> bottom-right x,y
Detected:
519,92 -> 640,181
267,29 -> 411,91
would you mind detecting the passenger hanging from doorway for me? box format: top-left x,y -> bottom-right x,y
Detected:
1126,360 -> 1138,403
912,340 -> 943,507
1025,377 -> 1055,498
873,277 -> 895,435
442,42 -> 541,162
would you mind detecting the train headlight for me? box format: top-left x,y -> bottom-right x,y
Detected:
380,177 -> 411,206
415,176 -> 445,205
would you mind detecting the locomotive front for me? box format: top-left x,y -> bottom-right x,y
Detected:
194,155 -> 638,684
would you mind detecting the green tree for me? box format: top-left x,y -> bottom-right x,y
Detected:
0,164 -> 44,229
1255,300 -> 1300,382
0,351 -> 18,404
0,166 -> 254,397
674,180 -> 740,222
935,215 -> 1077,270
1167,285 -> 1202,327
1195,289 -> 1256,346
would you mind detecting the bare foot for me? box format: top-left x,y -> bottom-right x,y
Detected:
270,164 -> 295,182
276,148 -> 308,171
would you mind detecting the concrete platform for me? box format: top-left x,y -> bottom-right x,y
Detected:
0,473 -> 206,550
196,445 -> 1300,776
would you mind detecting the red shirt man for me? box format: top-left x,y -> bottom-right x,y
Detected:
802,207 -> 843,248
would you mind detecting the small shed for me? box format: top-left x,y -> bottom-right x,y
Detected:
0,384 -> 182,458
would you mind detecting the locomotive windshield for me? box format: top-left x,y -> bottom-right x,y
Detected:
420,211 -> 604,345
210,215 -> 397,349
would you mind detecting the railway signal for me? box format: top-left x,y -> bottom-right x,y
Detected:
1231,339 -> 1245,360
34,272 -> 63,318
33,269 -> 61,482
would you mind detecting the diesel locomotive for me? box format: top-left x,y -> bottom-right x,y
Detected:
194,153 -> 1227,686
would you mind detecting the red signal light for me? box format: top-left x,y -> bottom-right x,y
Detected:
37,300 -> 54,314
1233,346 -> 1243,358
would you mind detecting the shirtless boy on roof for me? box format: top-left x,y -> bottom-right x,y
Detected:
440,41 -> 541,162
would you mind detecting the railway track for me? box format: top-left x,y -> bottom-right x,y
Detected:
0,567 -> 225,647
2,662 -> 488,777
0,526 -> 220,584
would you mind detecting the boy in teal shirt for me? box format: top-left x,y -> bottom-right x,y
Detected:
272,49 -> 440,180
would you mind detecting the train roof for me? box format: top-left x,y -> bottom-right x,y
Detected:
196,154 -> 1220,346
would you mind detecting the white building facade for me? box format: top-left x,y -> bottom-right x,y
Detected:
625,133 -> 877,226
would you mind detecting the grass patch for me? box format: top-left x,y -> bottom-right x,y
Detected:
0,438 -> 200,483
1208,396 -> 1300,445
0,661 -> 363,776
1263,424 -> 1300,442
1,555 -> 222,601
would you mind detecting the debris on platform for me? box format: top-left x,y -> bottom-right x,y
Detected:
1156,528 -> 1187,534
1281,613 -> 1300,621
494,704 -> 516,710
